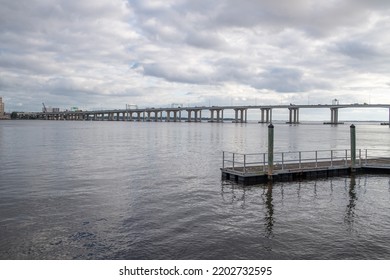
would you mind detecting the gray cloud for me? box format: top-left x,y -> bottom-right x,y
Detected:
334,41 -> 381,60
251,67 -> 307,93
142,62 -> 213,85
1,0 -> 390,112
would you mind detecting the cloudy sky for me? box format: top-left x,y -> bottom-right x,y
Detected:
1,0 -> 390,119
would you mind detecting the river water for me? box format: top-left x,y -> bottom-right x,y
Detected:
0,120 -> 389,259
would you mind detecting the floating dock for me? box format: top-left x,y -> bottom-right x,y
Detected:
221,149 -> 390,185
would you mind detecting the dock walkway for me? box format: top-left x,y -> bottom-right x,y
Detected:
221,149 -> 390,184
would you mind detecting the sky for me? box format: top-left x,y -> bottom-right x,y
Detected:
1,0 -> 390,120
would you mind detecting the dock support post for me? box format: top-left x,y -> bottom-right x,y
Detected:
268,124 -> 274,180
350,124 -> 356,172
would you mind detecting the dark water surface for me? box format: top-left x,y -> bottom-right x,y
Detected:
1,120 -> 390,259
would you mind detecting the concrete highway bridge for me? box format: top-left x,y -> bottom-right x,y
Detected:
17,103 -> 390,125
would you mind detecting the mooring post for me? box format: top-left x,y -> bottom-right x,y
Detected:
268,124 -> 274,180
350,124 -> 356,172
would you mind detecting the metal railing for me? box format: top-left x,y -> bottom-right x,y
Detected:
362,149 -> 390,166
222,149 -> 390,175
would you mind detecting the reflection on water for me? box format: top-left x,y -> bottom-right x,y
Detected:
263,183 -> 274,238
221,182 -> 275,239
221,174 -> 390,259
2,121 -> 390,259
220,182 -> 248,209
345,175 -> 357,231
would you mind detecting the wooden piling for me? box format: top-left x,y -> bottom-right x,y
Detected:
350,124 -> 356,172
268,124 -> 274,179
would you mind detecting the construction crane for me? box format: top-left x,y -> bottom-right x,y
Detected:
171,103 -> 183,108
42,103 -> 47,113
126,104 -> 138,110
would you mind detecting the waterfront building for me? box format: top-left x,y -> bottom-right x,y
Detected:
0,97 -> 4,117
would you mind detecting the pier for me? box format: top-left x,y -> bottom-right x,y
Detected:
15,103 -> 390,125
221,148 -> 390,185
221,124 -> 390,185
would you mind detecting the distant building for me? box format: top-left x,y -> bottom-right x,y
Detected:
42,106 -> 60,113
0,97 -> 4,117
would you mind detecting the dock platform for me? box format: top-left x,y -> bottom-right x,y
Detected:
221,149 -> 390,185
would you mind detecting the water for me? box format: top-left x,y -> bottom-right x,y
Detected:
0,120 -> 390,259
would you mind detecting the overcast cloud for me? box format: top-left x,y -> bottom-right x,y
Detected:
1,0 -> 390,115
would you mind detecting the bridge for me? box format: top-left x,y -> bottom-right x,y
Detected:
16,103 -> 390,125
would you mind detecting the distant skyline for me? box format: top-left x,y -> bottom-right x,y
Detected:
1,0 -> 390,120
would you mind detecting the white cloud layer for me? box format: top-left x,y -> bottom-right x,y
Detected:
1,0 -> 390,114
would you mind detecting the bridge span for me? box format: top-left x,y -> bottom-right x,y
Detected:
17,104 -> 390,125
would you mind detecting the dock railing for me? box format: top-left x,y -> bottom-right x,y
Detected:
222,149 -> 390,175
362,149 -> 390,166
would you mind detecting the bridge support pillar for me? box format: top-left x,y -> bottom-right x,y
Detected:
195,110 -> 201,122
126,112 -> 132,121
326,108 -> 343,125
259,108 -> 272,123
209,109 -> 224,122
332,108 -> 337,123
152,111 -> 159,122
166,110 -> 180,122
136,112 -> 142,121
154,111 -> 157,121
233,108 -> 247,123
186,109 -> 202,122
287,108 -> 299,124
166,111 -> 170,122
